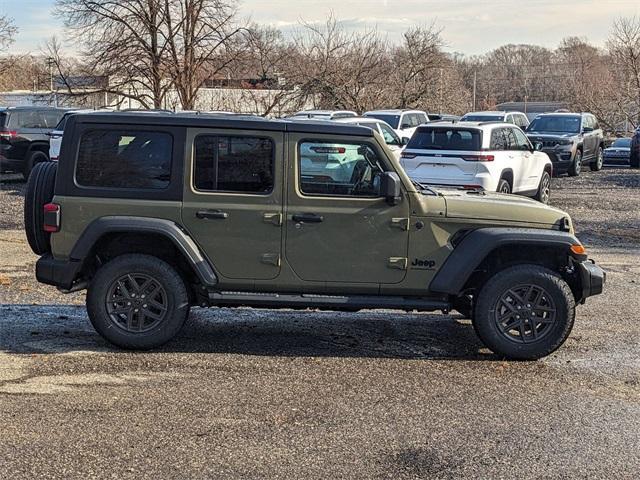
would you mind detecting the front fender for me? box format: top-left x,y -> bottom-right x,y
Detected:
429,227 -> 581,295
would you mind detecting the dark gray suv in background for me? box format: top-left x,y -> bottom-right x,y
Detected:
0,106 -> 68,178
525,112 -> 604,176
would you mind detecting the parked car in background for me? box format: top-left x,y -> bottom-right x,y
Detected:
460,111 -> 530,129
288,110 -> 357,120
333,116 -> 405,159
427,114 -> 461,123
603,137 -> 632,167
363,109 -> 429,143
629,129 -> 640,168
0,106 -> 68,178
401,121 -> 553,203
525,112 -> 604,176
49,110 -> 96,161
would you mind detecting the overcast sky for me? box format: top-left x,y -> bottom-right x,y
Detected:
3,0 -> 640,55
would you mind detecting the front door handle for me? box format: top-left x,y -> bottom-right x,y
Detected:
292,213 -> 324,224
196,209 -> 229,220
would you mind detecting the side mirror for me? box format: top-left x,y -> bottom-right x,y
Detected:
533,142 -> 543,151
401,137 -> 410,146
582,126 -> 593,133
401,123 -> 411,129
380,172 -> 402,205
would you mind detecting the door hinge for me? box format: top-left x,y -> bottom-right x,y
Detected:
261,253 -> 281,267
388,257 -> 408,270
263,212 -> 283,226
391,217 -> 410,231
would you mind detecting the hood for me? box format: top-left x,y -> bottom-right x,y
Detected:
437,189 -> 569,227
605,146 -> 630,151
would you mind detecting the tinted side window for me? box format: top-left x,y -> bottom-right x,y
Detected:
379,123 -> 400,145
298,141 -> 386,197
407,128 -> 481,151
512,128 -> 531,150
490,128 -> 508,150
42,110 -> 65,128
76,130 -> 172,189
591,116 -> 600,130
194,136 -> 274,194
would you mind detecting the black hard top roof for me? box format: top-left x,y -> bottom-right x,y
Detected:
71,111 -> 375,137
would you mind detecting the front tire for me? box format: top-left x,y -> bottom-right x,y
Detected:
497,178 -> 511,194
590,146 -> 603,171
24,150 -> 49,179
534,170 -> 551,204
568,150 -> 582,177
86,254 -> 190,350
472,265 -> 576,360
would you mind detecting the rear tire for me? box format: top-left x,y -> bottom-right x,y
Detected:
631,151 -> 640,169
568,150 -> 582,177
24,161 -> 57,255
472,265 -> 575,360
86,254 -> 190,350
590,146 -> 603,171
497,178 -> 511,194
23,150 -> 49,179
534,171 -> 551,204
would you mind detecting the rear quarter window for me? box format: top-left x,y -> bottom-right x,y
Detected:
75,129 -> 173,189
407,128 -> 482,151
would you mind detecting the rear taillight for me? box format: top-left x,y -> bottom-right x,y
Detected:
0,130 -> 17,140
43,203 -> 61,233
462,155 -> 494,162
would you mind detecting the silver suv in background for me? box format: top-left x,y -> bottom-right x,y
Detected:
460,111 -> 530,129
363,109 -> 429,143
287,110 -> 357,120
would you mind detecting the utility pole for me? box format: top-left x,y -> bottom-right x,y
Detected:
46,57 -> 57,107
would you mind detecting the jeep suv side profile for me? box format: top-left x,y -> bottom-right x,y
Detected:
25,112 -> 605,360
0,106 -> 68,178
525,113 -> 605,176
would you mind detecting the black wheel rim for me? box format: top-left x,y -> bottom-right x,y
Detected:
494,284 -> 557,344
106,273 -> 168,333
540,175 -> 551,203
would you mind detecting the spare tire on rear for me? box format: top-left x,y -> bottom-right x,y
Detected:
24,161 -> 57,255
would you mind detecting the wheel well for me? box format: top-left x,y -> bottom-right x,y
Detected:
543,164 -> 552,174
28,143 -> 50,157
460,244 -> 581,300
500,170 -> 513,187
82,232 -> 202,302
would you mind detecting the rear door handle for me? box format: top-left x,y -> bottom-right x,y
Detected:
292,213 -> 324,223
196,209 -> 229,220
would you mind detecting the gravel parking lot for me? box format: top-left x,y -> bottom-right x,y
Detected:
1,169 -> 639,479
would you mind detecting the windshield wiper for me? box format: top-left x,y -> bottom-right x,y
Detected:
411,179 -> 439,196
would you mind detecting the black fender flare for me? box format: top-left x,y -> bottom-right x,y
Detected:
70,216 -> 217,286
429,227 -> 580,295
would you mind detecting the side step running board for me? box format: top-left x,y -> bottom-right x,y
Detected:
208,291 -> 450,312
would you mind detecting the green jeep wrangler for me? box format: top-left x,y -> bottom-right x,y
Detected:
25,112 -> 605,359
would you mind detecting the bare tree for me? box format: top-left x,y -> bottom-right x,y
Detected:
0,14 -> 18,78
56,0 -> 172,108
607,16 -> 640,126
163,0 -> 243,110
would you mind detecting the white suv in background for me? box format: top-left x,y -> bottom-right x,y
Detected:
400,122 -> 553,203
333,116 -> 405,159
48,109 -> 96,161
460,111 -> 530,129
363,109 -> 429,143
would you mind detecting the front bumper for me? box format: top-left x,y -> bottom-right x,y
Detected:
576,259 -> 606,302
36,254 -> 83,291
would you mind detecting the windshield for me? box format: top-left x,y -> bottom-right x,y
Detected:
364,114 -> 400,129
407,127 -> 482,151
527,116 -> 581,134
612,138 -> 631,148
461,115 -> 503,122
